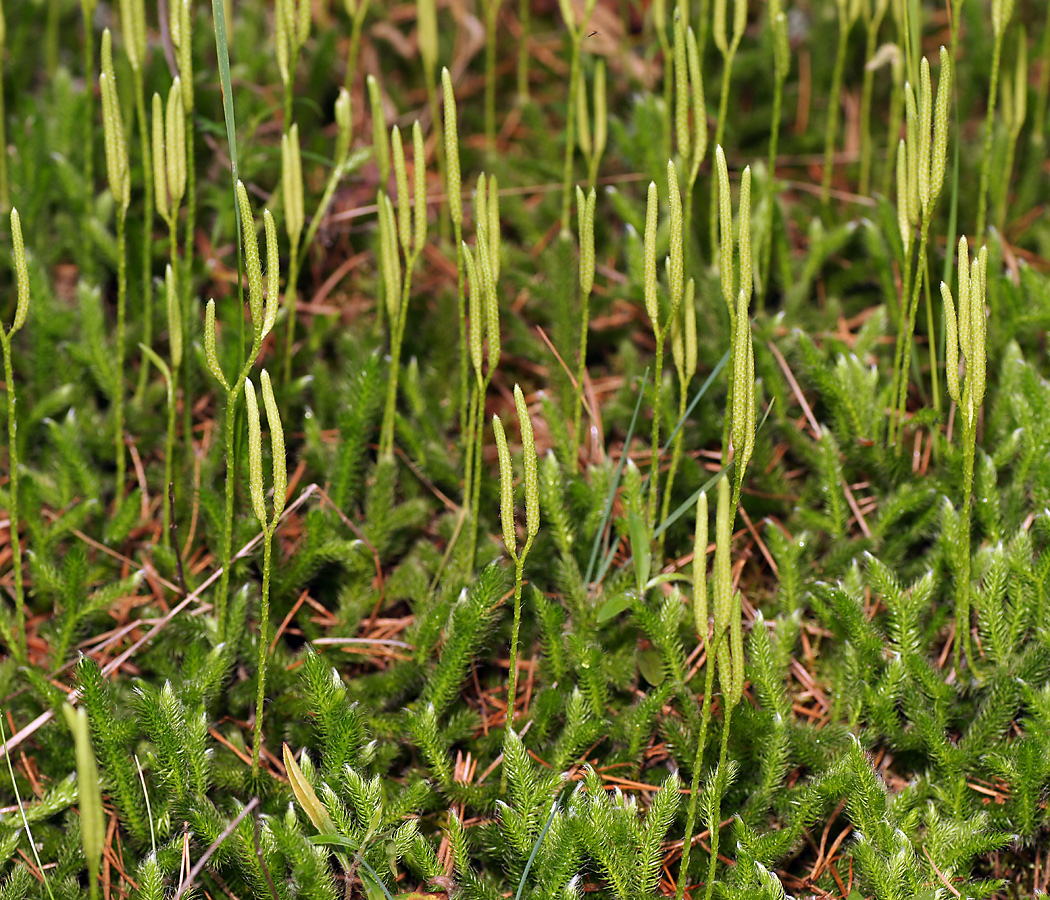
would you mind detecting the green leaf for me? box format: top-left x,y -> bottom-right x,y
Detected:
637,648 -> 666,685
597,590 -> 633,624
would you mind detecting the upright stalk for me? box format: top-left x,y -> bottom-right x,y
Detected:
343,0 -> 371,90
976,19 -> 1007,238
115,208 -> 127,501
821,0 -> 853,208
894,215 -> 928,446
675,638 -> 717,900
0,42 -> 7,212
517,0 -> 530,102
560,40 -> 583,231
484,0 -> 499,150
859,0 -> 889,197
133,71 -> 154,403
1,336 -> 24,662
252,531 -> 273,774
956,422 -> 975,670
702,700 -> 734,900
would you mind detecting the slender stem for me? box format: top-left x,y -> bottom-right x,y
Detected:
455,227 -> 469,445
976,31 -> 1005,239
252,528 -> 273,777
81,4 -> 94,191
422,63 -> 447,244
760,78 -> 783,307
115,208 -> 127,502
517,0 -> 530,103
702,698 -> 733,900
571,283 -> 592,472
0,61 -> 8,211
647,330 -> 665,526
216,386 -> 239,635
880,59 -> 905,198
858,10 -> 885,198
675,638 -> 718,900
162,365 -> 177,548
659,27 -> 674,164
133,71 -> 154,404
463,380 -> 478,548
506,556 -> 525,727
894,217 -> 929,451
996,126 -> 1020,233
821,5 -> 850,209
468,373 -> 493,568
955,420 -> 975,672
379,254 -> 416,458
922,242 -> 940,420
2,336 -> 25,663
484,1 -> 498,151
658,389 -> 689,555
560,38 -> 583,232
887,234 -> 913,448
344,4 -> 367,91
182,122 -> 196,464
282,240 -> 300,385
709,48 -> 737,258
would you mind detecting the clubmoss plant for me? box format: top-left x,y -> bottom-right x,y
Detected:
283,91 -> 356,384
708,0 -> 747,251
378,122 -> 428,459
417,0 -> 444,236
443,68 -> 470,441
169,0 -> 195,445
482,0 -> 503,149
642,163 -> 686,525
977,0 -> 1014,237
275,0 -> 310,129
653,0 -> 674,160
151,80 -> 186,335
138,266 -> 180,546
204,182 -> 280,637
281,123 -> 304,376
244,369 -> 287,776
941,237 -> 987,670
61,705 -> 104,900
858,0 -> 890,197
99,29 -> 131,504
660,276 -> 696,551
576,59 -> 607,191
889,49 -> 951,448
571,185 -> 596,469
677,475 -> 747,900
760,3 -> 789,300
119,0 -> 155,404
80,0 -> 99,192
343,0 -> 372,88
996,28 -> 1027,233
714,146 -> 753,461
673,15 -> 708,277
0,0 -> 7,211
557,0 -> 598,230
463,173 -> 502,566
0,209 -> 29,663
493,384 -> 539,730
821,0 -> 860,207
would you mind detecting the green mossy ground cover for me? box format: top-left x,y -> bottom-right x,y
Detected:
1,0 -> 1050,897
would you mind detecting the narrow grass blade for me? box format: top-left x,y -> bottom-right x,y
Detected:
584,367 -> 650,588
